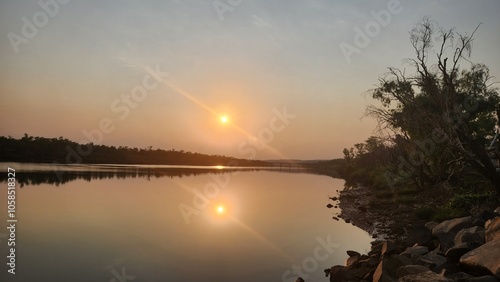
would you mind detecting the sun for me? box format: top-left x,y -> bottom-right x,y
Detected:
216,204 -> 225,215
220,116 -> 228,124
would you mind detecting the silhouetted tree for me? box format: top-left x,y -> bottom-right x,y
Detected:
366,18 -> 500,193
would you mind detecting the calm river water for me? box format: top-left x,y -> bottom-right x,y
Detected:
0,163 -> 371,282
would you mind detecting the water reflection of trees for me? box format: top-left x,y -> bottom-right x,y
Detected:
0,168 -> 263,187
0,161 -> 343,187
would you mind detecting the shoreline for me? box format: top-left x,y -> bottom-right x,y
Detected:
322,183 -> 500,282
336,184 -> 416,241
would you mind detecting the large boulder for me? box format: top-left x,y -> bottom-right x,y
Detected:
432,216 -> 475,252
454,226 -> 485,246
459,239 -> 500,279
485,217 -> 500,243
397,270 -> 450,282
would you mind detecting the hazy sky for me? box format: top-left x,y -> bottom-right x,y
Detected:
1,0 -> 499,160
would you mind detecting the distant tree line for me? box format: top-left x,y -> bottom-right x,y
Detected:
0,134 -> 270,167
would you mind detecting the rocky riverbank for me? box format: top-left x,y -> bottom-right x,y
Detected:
298,184 -> 500,282
322,209 -> 500,281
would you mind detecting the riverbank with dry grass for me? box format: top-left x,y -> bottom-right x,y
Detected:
335,183 -> 449,240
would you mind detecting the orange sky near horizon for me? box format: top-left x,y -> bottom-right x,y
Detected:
1,1 -> 499,160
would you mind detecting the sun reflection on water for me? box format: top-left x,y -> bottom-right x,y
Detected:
207,200 -> 293,263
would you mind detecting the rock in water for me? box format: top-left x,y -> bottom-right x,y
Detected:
328,265 -> 355,282
295,278 -> 305,282
459,239 -> 500,279
347,250 -> 361,257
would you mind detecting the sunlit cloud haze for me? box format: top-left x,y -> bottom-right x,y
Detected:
1,0 -> 499,159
